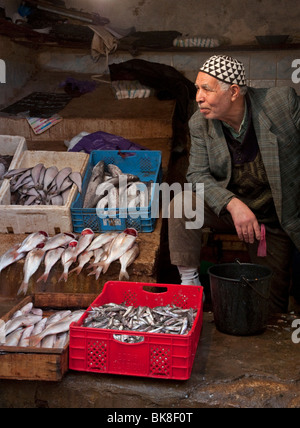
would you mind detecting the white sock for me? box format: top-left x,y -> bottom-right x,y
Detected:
178,266 -> 201,286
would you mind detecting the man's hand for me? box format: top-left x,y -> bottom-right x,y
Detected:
226,198 -> 261,244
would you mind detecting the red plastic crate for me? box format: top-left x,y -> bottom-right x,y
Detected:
69,281 -> 203,380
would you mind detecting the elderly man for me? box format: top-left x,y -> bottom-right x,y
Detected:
169,55 -> 300,313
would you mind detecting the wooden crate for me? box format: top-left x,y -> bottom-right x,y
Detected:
0,293 -> 97,381
0,150 -> 89,234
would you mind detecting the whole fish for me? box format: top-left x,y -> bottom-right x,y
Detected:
5,328 -> 24,347
13,231 -> 48,261
3,167 -> 31,180
55,167 -> 72,190
83,160 -> 105,208
46,310 -> 71,326
0,244 -> 27,273
10,169 -> 32,192
19,302 -> 34,315
5,314 -> 42,336
86,232 -> 118,252
31,317 -> 47,336
59,240 -> 78,282
31,163 -> 44,186
54,332 -> 69,349
68,228 -> 94,263
119,243 -> 140,281
17,244 -> 46,296
43,166 -> 59,191
41,334 -> 56,349
57,177 -> 73,193
29,310 -> 85,347
69,172 -> 82,194
19,325 -> 35,347
36,247 -> 65,284
41,232 -> 76,253
69,250 -> 94,276
95,228 -> 138,274
37,166 -> 46,189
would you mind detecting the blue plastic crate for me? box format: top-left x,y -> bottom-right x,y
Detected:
71,150 -> 162,233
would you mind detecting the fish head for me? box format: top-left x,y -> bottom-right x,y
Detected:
64,232 -> 76,239
81,228 -> 94,236
69,240 -> 78,248
39,231 -> 49,238
124,228 -> 138,237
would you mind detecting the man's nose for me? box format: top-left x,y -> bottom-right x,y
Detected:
196,88 -> 205,102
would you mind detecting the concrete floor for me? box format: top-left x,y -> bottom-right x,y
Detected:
0,311 -> 299,408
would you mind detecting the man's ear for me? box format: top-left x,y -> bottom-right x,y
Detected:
230,84 -> 241,101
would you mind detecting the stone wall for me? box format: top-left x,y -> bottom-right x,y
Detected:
65,0 -> 300,46
0,35 -> 38,108
37,47 -> 300,95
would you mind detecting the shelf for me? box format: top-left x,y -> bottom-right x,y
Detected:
1,19 -> 300,53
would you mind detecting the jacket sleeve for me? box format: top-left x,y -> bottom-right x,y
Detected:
288,87 -> 300,132
186,112 -> 236,216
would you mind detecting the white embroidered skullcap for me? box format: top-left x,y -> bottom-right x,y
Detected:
200,55 -> 246,86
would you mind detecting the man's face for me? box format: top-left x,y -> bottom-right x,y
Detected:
195,72 -> 232,121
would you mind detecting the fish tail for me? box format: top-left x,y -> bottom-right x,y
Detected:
91,260 -> 108,272
101,261 -> 111,275
69,266 -> 82,276
119,269 -> 130,282
29,334 -> 43,348
36,272 -> 49,284
65,256 -> 76,265
58,272 -> 68,283
95,268 -> 103,280
17,281 -> 29,296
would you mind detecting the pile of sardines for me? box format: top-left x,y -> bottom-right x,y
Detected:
3,163 -> 82,206
83,303 -> 198,339
83,160 -> 152,209
0,302 -> 85,349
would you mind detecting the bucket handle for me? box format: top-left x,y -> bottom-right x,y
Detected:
235,259 -> 270,300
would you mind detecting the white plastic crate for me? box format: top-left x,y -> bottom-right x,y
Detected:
0,150 -> 89,234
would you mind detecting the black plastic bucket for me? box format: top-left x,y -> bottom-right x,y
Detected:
208,262 -> 273,336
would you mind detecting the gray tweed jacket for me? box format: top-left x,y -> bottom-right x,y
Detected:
187,86 -> 300,250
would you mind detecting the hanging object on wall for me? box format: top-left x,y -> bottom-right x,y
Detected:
26,0 -> 110,25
